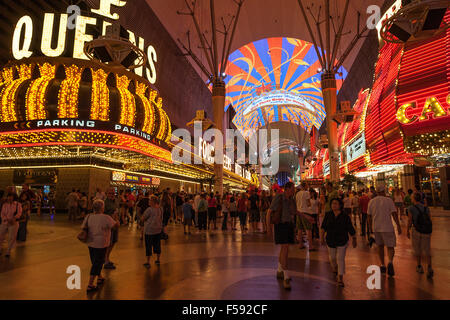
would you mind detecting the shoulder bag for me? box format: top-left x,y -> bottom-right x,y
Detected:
77,214 -> 90,243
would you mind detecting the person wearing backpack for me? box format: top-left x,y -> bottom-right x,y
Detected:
407,193 -> 433,278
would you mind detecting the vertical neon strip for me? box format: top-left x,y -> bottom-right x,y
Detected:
58,65 -> 82,118
26,63 -> 56,120
117,75 -> 135,127
90,69 -> 109,121
136,83 -> 155,135
0,64 -> 32,122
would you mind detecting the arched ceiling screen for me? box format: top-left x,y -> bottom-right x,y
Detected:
224,37 -> 347,138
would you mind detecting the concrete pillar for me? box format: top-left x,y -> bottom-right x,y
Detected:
401,165 -> 415,192
212,79 -> 225,197
439,165 -> 450,210
376,172 -> 385,190
321,72 -> 339,183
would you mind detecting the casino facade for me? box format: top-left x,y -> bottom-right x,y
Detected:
305,7 -> 450,208
0,0 -> 255,209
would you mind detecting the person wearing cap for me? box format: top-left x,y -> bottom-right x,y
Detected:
367,185 -> 402,277
0,192 -> 23,257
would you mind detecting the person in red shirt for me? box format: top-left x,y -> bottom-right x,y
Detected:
359,191 -> 370,238
207,193 -> 217,230
126,190 -> 136,225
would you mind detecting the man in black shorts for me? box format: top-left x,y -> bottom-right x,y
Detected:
268,182 -> 313,290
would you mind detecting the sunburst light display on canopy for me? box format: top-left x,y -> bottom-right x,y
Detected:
224,37 -> 347,138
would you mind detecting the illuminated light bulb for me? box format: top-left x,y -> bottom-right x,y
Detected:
0,64 -> 32,122
90,68 -> 109,121
117,75 -> 135,127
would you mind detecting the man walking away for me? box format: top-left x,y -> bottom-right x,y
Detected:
368,185 -> 402,277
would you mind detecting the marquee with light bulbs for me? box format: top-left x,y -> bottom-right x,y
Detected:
0,57 -> 172,163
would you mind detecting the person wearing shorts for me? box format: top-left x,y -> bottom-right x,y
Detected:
406,193 -> 433,278
269,182 -> 312,290
368,185 -> 402,277
141,196 -> 163,268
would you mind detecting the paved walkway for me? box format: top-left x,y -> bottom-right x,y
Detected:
0,214 -> 448,300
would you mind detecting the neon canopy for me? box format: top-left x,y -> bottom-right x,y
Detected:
224,37 -> 347,138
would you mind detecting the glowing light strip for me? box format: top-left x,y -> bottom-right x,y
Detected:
117,75 -> 135,127
0,128 -> 172,163
136,83 -> 155,135
90,68 -> 109,121
26,63 -> 56,120
0,164 -> 202,185
155,98 -> 167,141
58,65 -> 82,118
0,65 -> 32,122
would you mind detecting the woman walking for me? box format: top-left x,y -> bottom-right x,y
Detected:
82,199 -> 119,293
141,195 -> 163,268
321,198 -> 357,287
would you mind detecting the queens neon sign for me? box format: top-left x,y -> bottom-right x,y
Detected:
396,95 -> 450,125
11,0 -> 158,84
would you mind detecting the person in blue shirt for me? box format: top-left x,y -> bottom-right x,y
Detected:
182,196 -> 194,235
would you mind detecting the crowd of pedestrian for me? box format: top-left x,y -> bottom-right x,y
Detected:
0,182 -> 434,294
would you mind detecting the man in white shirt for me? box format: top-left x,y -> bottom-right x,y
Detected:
368,185 -> 402,277
295,182 -> 314,250
0,193 -> 23,257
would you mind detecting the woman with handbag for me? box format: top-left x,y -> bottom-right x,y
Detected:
321,198 -> 357,287
141,195 -> 164,268
79,199 -> 119,293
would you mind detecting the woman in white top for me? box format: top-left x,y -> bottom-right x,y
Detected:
82,199 -> 119,293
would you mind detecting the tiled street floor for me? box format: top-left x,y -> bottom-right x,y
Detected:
0,212 -> 448,300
